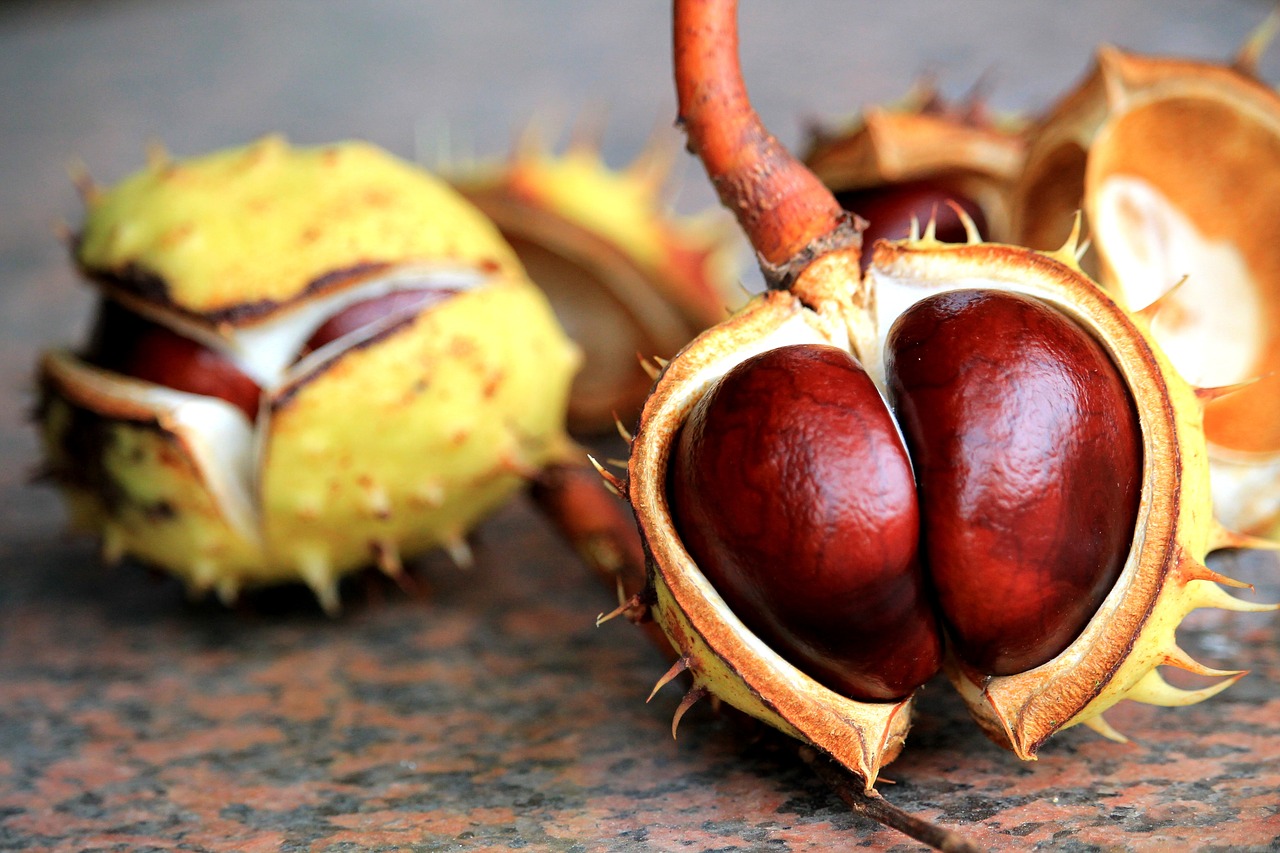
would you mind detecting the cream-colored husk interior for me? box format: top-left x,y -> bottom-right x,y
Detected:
133,265 -> 486,388
1091,175 -> 1280,532
1093,176 -> 1261,389
42,356 -> 261,544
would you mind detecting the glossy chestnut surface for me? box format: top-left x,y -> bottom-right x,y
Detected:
669,343 -> 942,701
836,180 -> 987,264
298,288 -> 456,357
84,300 -> 262,421
885,289 -> 1142,676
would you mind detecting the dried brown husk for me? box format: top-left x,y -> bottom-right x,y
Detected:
803,83 -> 1026,241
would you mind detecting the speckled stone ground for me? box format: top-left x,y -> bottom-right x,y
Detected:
4,2 -> 1280,851
2,497 -> 1277,852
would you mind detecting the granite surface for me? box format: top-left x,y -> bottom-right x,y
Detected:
3,2 -> 1280,851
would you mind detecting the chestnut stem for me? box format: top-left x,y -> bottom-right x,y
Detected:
800,747 -> 985,853
672,0 -> 858,284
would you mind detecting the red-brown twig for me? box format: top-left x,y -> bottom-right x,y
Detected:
673,0 -> 860,286
800,747 -> 985,853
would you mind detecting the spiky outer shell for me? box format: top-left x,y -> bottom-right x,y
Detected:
1011,45 -> 1280,537
449,139 -> 743,432
39,138 -> 582,608
628,229 -> 1272,785
76,136 -> 524,320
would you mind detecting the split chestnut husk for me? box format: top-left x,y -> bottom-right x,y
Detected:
1011,25 -> 1280,539
446,123 -> 744,434
37,136 -> 628,611
605,0 -> 1279,807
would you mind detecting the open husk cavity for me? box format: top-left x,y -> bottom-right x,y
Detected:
803,80 -> 1027,243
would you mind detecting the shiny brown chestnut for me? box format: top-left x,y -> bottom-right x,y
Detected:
666,288 -> 1143,687
669,343 -> 941,701
84,300 -> 262,421
835,180 -> 987,264
298,288 -> 459,357
885,289 -> 1143,675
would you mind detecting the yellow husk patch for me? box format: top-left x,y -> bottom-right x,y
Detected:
77,135 -> 523,317
259,276 -> 580,592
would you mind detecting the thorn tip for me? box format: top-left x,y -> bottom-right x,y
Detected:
648,654 -> 692,703
671,684 -> 708,739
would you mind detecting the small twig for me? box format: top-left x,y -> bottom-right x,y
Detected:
800,746 -> 985,853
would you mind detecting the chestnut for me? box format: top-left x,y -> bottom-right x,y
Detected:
835,180 -> 988,261
84,300 -> 262,421
885,289 -> 1142,675
298,288 -> 458,358
669,343 -> 941,701
665,290 -> 1143,692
